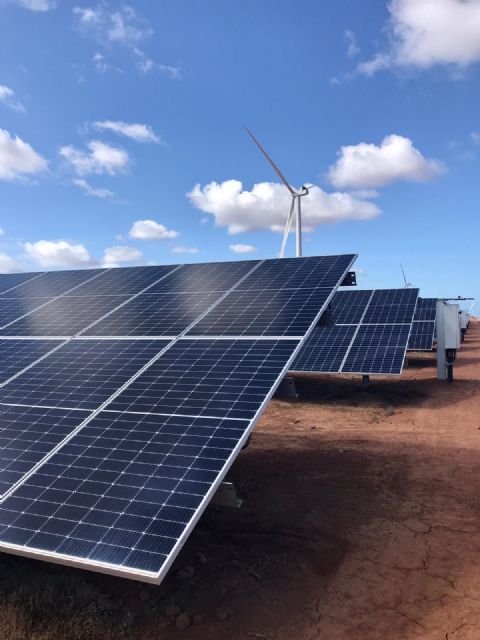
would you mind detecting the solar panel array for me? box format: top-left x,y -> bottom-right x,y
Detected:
408,297 -> 437,351
0,253 -> 355,582
291,288 -> 419,375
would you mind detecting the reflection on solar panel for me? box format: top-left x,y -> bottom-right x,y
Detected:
0,253 -> 356,582
291,288 -> 419,375
408,298 -> 437,351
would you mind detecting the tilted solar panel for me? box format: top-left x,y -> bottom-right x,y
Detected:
0,254 -> 356,582
408,298 -> 437,351
291,287 -> 419,375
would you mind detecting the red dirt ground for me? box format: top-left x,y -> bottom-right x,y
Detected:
1,323 -> 480,640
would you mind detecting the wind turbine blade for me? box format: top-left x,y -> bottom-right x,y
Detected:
280,197 -> 296,258
245,126 -> 295,195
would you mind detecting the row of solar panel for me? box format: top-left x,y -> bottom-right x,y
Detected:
0,254 -> 356,581
407,298 -> 437,351
0,256 -> 352,337
291,288 -> 419,375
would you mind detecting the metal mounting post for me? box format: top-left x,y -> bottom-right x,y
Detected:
212,482 -> 243,509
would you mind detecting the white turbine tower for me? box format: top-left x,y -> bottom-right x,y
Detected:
245,127 -> 310,258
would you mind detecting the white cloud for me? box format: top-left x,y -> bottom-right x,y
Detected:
344,30 -> 360,58
128,219 -> 179,240
188,180 -> 379,234
73,4 -> 151,46
0,85 -> 25,113
471,132 -> 480,144
230,244 -> 257,254
327,135 -> 446,189
24,240 -> 93,268
92,120 -> 160,143
11,0 -> 55,10
358,0 -> 480,74
92,52 -> 110,73
0,128 -> 48,181
171,246 -> 199,254
0,227 -> 5,236
0,251 -> 21,273
59,140 -> 129,176
72,178 -> 114,198
102,245 -> 143,267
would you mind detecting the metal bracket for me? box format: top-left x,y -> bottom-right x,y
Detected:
212,482 -> 243,509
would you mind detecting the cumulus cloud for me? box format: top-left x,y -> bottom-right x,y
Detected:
230,244 -> 257,254
327,135 -> 446,189
358,0 -> 480,75
72,178 -> 114,198
0,252 -> 21,273
344,30 -> 360,58
92,120 -> 160,143
471,132 -> 480,144
128,219 -> 179,240
171,246 -> 199,254
59,140 -> 129,176
188,180 -> 379,234
0,85 -> 25,112
0,227 -> 5,236
0,129 -> 48,181
102,245 -> 143,267
24,240 -> 93,268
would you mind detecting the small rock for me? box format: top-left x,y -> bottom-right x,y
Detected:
165,603 -> 181,618
216,606 -> 233,621
175,613 -> 191,630
177,565 -> 195,580
294,419 -> 301,424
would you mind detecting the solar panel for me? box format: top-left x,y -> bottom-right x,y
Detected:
2,269 -> 106,298
0,272 -> 44,295
0,254 -> 356,582
291,288 -> 419,375
0,297 -> 55,328
0,339 -> 61,384
408,298 -> 437,351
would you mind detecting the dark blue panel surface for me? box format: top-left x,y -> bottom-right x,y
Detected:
0,411 -> 249,575
188,287 -> 332,336
0,339 -> 61,384
413,298 -> 437,322
1,297 -> 54,328
0,272 -> 43,295
1,295 -> 129,336
3,269 -> 106,298
65,265 -> 178,297
108,339 -> 299,420
147,260 -> 260,293
0,405 -> 89,497
408,321 -> 436,351
236,255 -> 356,291
324,289 -> 372,325
292,326 -> 356,372
0,339 -> 169,410
83,292 -> 222,336
362,288 -> 419,324
342,324 -> 410,374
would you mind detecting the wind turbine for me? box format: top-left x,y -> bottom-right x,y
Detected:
245,127 -> 310,258
400,263 -> 412,288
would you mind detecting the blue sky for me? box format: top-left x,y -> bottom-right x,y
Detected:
0,0 -> 479,305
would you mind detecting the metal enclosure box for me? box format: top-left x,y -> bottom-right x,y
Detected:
444,303 -> 461,349
459,311 -> 468,330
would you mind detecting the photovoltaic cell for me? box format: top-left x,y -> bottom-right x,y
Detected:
64,265 -> 178,297
0,405 -> 89,497
187,287 -> 332,337
1,295 -> 129,336
0,339 -> 169,411
0,253 -> 356,583
0,412 -> 250,574
2,269 -> 106,298
83,292 -> 222,337
0,339 -> 61,384
342,324 -> 411,374
413,298 -> 437,322
146,260 -> 260,294
291,326 -> 356,373
291,288 -> 419,375
108,339 -> 300,420
408,298 -> 437,351
1,297 -> 55,328
0,272 -> 42,295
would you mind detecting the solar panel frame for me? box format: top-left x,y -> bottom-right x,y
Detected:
0,254 -> 357,583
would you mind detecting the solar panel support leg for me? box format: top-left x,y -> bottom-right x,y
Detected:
275,376 -> 298,400
212,482 -> 243,509
362,375 -> 370,386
